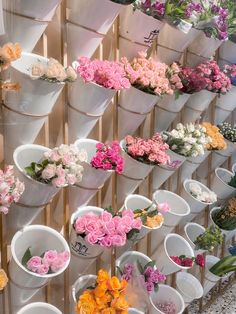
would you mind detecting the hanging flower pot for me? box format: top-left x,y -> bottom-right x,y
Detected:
71,274 -> 97,304
1,0 -> 60,52
118,86 -> 159,139
155,93 -> 190,132
156,24 -> 200,64
211,168 -> 236,201
215,86 -> 236,125
149,284 -> 185,314
9,225 -> 70,313
17,302 -> 62,314
219,40 -> 236,64
184,223 -> 206,254
116,251 -> 152,274
152,234 -> 195,276
210,207 -> 236,240
119,5 -> 163,58
176,272 -> 203,306
182,90 -> 216,124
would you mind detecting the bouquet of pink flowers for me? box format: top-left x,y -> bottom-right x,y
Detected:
25,144 -> 87,188
22,248 -> 70,275
74,209 -> 142,248
74,56 -> 133,90
121,52 -> 182,96
124,133 -> 170,165
91,141 -> 124,174
178,66 -> 208,94
0,166 -> 25,214
170,254 -> 205,268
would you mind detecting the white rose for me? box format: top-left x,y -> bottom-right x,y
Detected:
184,143 -> 192,151
189,182 -> 202,196
78,150 -> 88,163
31,63 -> 45,79
66,66 -> 77,81
41,164 -> 57,180
186,123 -> 195,133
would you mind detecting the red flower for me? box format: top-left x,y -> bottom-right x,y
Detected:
195,254 -> 205,268
181,257 -> 193,267
170,256 -> 182,265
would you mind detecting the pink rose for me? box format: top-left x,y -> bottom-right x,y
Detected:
100,211 -> 112,222
0,206 -> 8,214
36,263 -> 49,275
122,209 -> 134,219
157,202 -> 170,214
58,251 -> 70,263
50,257 -> 66,273
132,218 -> 142,230
27,256 -> 42,272
100,236 -> 112,248
86,232 -> 98,245
42,250 -> 58,266
74,216 -> 87,233
52,176 -> 66,188
41,164 -> 56,180
85,220 -> 99,233
111,234 -> 126,247
103,220 -> 116,235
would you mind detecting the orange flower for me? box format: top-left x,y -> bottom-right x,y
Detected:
97,269 -> 110,284
2,42 -> 21,61
94,284 -> 107,298
101,308 -> 116,314
111,296 -> 129,311
76,290 -> 97,314
0,269 -> 8,290
146,214 -> 164,228
108,276 -> 122,291
202,122 -> 227,150
1,82 -> 21,91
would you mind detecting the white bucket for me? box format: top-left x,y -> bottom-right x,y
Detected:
211,168 -> 236,201
219,40 -> 236,64
184,222 -> 206,254
17,302 -> 62,314
210,207 -> 236,240
71,274 -> 97,304
116,250 -> 152,274
232,163 -> 236,174
203,255 -> 225,296
215,86 -> 236,125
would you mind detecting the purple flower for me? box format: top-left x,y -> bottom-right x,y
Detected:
122,273 -> 131,281
150,270 -> 166,283
123,263 -> 134,275
144,281 -> 154,293
144,266 -> 154,277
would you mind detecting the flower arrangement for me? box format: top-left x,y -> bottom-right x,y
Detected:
210,255 -> 236,277
73,209 -> 142,248
178,65 -> 208,94
22,248 -> 70,275
212,197 -> 236,231
188,181 -> 217,203
76,269 -> 129,314
194,225 -> 223,253
133,1 -> 166,20
224,64 -> 236,86
91,141 -> 124,174
0,42 -> 21,71
0,165 -> 25,214
25,144 -> 87,188
122,52 -> 183,96
170,254 -> 205,268
0,269 -> 8,291
118,260 -> 166,293
218,122 -> 236,143
155,300 -> 176,314
162,123 -> 211,158
30,58 -> 77,82
201,122 -> 227,150
74,56 -> 132,90
124,133 -> 170,165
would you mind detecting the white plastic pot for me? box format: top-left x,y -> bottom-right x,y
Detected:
6,144 -> 60,239
155,93 -> 190,132
152,150 -> 186,191
232,163 -> 236,174
219,40 -> 236,64
211,168 -> 236,201
9,225 -> 70,313
72,274 -> 97,303
17,302 -> 62,314
182,90 -> 216,124
70,206 -> 104,259
68,76 -> 116,141
149,284 -> 185,314
215,86 -> 236,125
118,86 -> 159,139
176,272 -> 203,306
156,24 -> 199,64
152,234 -> 194,275
116,251 -> 152,275
184,222 -> 206,254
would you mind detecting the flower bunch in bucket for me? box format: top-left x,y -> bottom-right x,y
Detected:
0,165 -> 25,214
162,123 -> 212,157
76,269 -> 130,314
218,122 -> 236,143
228,172 -> 236,188
188,181 -> 217,203
121,52 -> 183,96
0,269 -> 8,291
210,255 -> 236,277
25,144 -> 87,188
30,58 -> 77,82
224,64 -> 236,86
22,248 -> 70,275
212,197 -> 236,231
133,1 -> 166,20
91,141 -> 124,174
201,122 -> 227,151
170,253 -> 205,268
124,133 -> 170,165
178,65 -> 209,94
194,225 -> 223,253
73,208 -> 142,248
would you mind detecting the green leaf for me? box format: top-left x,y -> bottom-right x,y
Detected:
133,209 -> 143,214
127,228 -> 140,240
147,210 -> 158,218
154,284 -> 159,292
144,260 -> 156,270
24,166 -> 35,177
21,247 -> 32,267
105,206 -> 114,215
42,159 -> 49,167
141,214 -> 147,225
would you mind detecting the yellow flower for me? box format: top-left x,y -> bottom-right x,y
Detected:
108,276 -> 122,291
101,308 -> 116,314
1,82 -> 21,91
0,269 -> 8,290
2,42 -> 21,61
146,214 -> 164,228
202,122 -> 227,150
97,269 -> 110,284
76,290 -> 97,314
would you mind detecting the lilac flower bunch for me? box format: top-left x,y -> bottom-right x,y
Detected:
133,1 -> 166,20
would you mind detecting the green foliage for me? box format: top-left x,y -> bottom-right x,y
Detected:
228,173 -> 236,188
194,225 -> 224,252
210,255 -> 236,277
21,247 -> 32,267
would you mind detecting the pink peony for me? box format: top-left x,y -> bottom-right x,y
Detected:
36,263 -> 49,275
27,256 -> 42,272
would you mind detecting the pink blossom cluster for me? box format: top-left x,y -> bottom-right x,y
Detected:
125,134 -> 170,165
179,66 -> 209,94
74,56 -> 132,90
121,52 -> 181,96
26,250 -> 70,275
224,64 -> 236,86
170,254 -> 205,268
0,165 -> 25,214
90,141 -> 124,174
74,209 -> 142,248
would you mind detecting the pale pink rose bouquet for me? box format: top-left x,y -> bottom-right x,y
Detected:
25,144 -> 87,188
22,248 -> 70,275
121,52 -> 183,96
0,165 -> 25,214
124,133 -> 170,165
73,209 -> 142,248
30,58 -> 77,83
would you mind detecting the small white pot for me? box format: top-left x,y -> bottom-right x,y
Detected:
9,225 -> 70,312
176,272 -> 203,306
118,87 -> 159,139
68,76 -> 116,141
219,40 -> 236,64
152,150 -> 186,190
182,90 -> 216,123
149,284 -> 185,314
210,207 -> 236,240
6,144 -> 60,239
17,302 -> 62,314
184,222 -> 206,254
156,24 -> 199,64
215,86 -> 236,125
70,206 -> 104,259
116,250 -> 152,275
124,194 -> 163,240
152,234 -> 194,275
211,168 -> 236,201
155,93 -> 190,132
